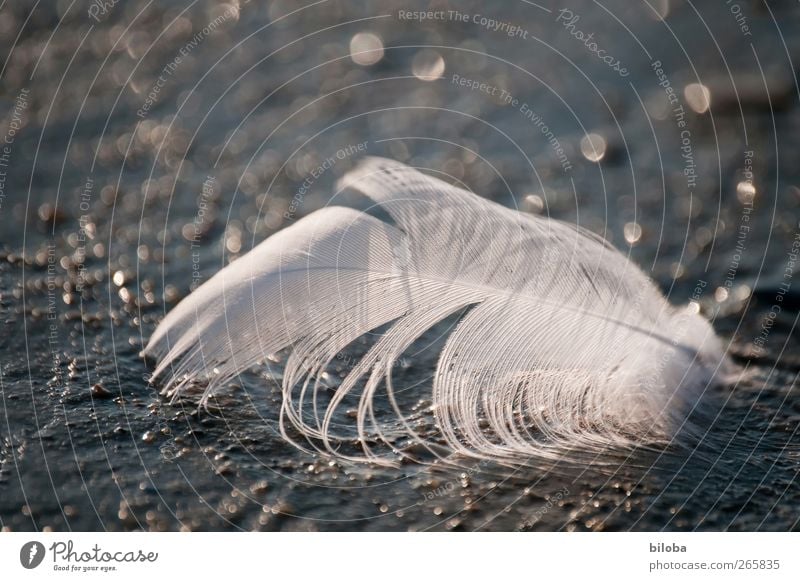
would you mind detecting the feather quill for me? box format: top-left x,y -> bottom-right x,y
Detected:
144,157 -> 732,466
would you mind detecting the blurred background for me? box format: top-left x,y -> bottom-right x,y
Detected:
1,0 -> 799,531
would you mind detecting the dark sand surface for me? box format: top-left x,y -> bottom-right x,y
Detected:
1,0 -> 799,530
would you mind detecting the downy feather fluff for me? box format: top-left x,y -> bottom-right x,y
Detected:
144,157 -> 732,466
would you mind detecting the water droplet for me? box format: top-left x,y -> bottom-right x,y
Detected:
670,262 -> 686,279
733,284 -> 751,301
91,383 -> 112,399
623,222 -> 642,245
684,83 -> 711,113
226,234 -> 242,253
349,32 -> 384,66
649,0 -> 670,20
580,133 -> 607,162
736,180 -> 756,204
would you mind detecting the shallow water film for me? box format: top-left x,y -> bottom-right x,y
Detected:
1,0 -> 800,531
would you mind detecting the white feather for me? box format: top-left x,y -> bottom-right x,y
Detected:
144,157 -> 732,466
